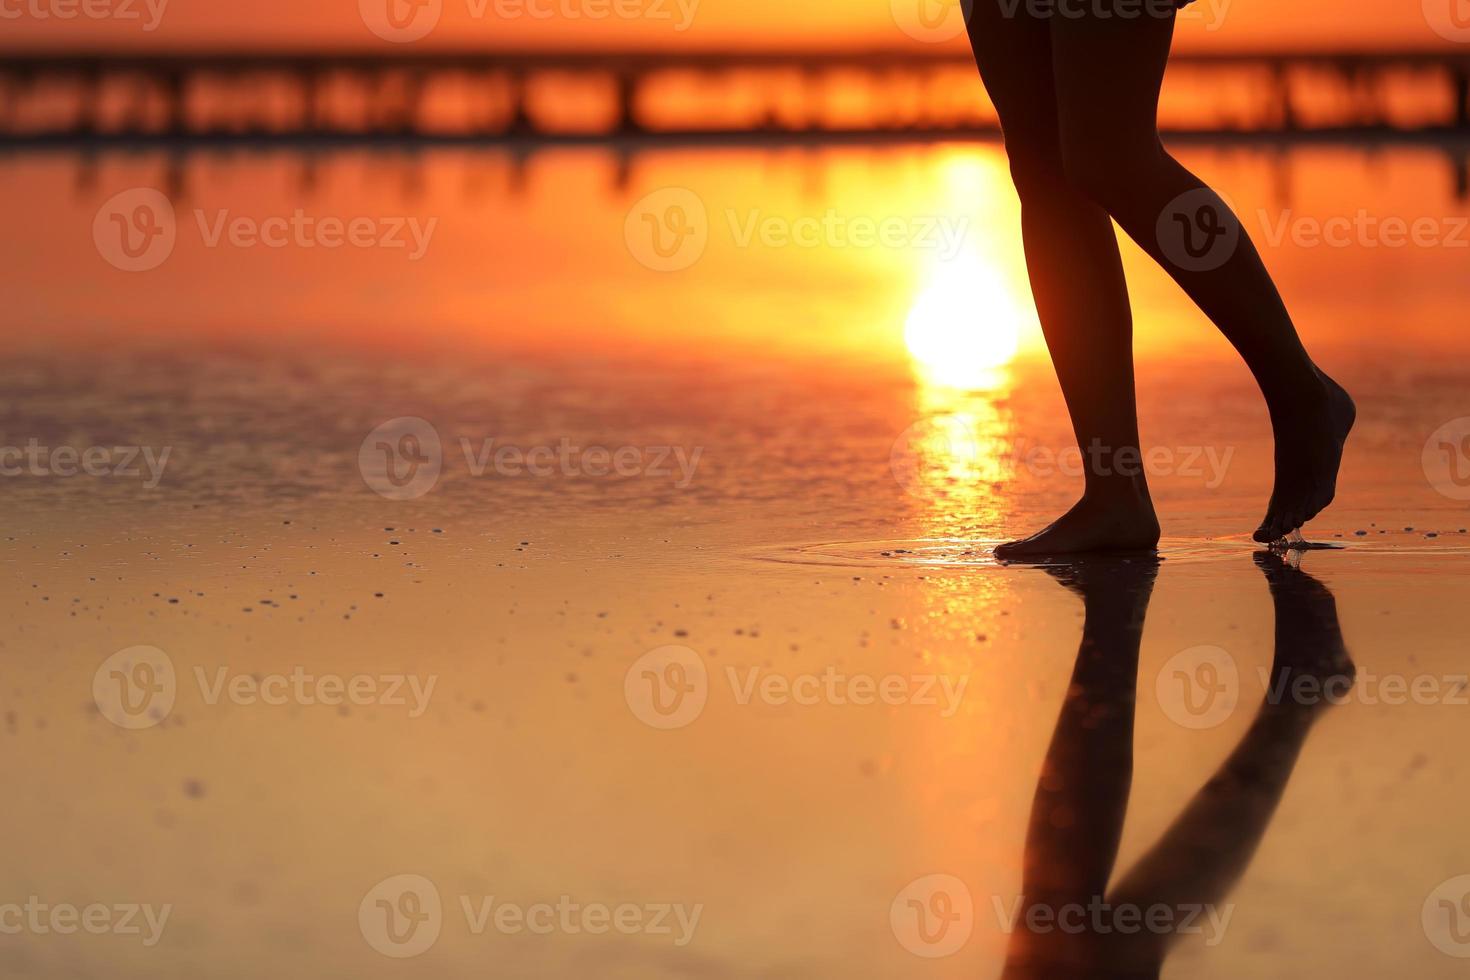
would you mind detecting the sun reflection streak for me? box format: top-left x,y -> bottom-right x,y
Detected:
901,149 -> 1039,391
891,389 -> 1017,541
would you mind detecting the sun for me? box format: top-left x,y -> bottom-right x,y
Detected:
904,259 -> 1028,389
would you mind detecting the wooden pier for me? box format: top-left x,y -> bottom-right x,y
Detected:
1,47 -> 1468,145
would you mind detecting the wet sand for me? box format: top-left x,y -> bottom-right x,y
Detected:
2,145 -> 1469,977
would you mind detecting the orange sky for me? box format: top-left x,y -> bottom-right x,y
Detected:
0,0 -> 1459,52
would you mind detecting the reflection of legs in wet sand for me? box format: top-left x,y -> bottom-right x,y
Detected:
1003,555 -> 1352,978
1003,558 -> 1158,978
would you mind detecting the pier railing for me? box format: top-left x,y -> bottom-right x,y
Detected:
1,47 -> 1468,145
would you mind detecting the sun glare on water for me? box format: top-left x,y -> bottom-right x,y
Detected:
904,259 -> 1029,390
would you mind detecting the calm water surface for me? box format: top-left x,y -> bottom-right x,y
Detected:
0,144 -> 1468,978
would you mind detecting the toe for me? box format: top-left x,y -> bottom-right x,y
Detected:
1256,507 -> 1286,543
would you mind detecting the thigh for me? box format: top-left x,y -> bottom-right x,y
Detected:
1048,3 -> 1175,154
966,0 -> 1063,153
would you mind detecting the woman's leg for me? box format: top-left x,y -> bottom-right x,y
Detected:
1048,6 -> 1355,543
967,0 -> 1161,559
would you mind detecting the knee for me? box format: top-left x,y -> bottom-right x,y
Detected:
1002,132 -> 1068,204
1059,132 -> 1167,216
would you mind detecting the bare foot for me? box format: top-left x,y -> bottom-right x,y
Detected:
1253,369 -> 1356,544
995,489 -> 1160,560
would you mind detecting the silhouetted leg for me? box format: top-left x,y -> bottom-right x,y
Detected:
967,1 -> 1161,560
1105,553 -> 1351,966
1002,559 -> 1158,977
1049,7 -> 1354,544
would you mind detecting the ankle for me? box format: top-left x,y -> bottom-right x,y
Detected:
1082,477 -> 1155,511
1262,365 -> 1329,423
